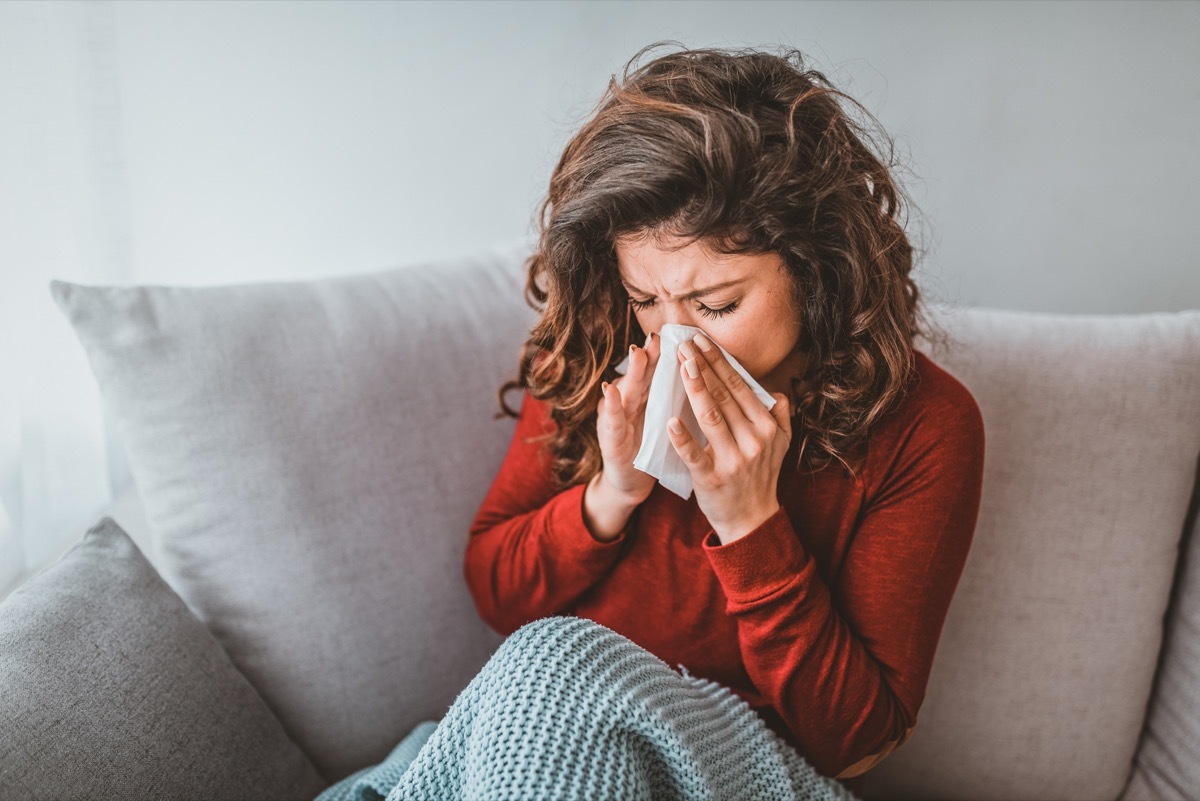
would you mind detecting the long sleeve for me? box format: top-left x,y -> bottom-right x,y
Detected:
465,391 -> 632,636
700,385 -> 986,780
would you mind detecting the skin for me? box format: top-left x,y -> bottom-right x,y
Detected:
582,233 -> 808,546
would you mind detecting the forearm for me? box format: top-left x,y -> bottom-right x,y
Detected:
466,480 -> 631,635
698,509 -> 902,778
733,560 -> 916,779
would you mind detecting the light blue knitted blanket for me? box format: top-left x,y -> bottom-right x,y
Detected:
315,616 -> 862,801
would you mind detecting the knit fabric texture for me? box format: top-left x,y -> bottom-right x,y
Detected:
315,615 -> 861,801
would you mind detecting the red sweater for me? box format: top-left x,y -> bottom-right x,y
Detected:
464,349 -> 985,786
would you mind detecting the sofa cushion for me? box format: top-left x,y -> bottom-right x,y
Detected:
1120,470 -> 1200,801
50,239 -> 536,781
0,516 -> 326,801
858,307 -> 1200,801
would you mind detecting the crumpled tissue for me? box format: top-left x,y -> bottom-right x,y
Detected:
613,323 -> 776,500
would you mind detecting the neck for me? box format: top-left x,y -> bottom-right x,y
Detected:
757,348 -> 810,409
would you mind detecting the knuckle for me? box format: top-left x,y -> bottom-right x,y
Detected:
700,407 -> 723,427
724,370 -> 747,393
708,383 -> 732,406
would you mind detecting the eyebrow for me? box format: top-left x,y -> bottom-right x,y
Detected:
620,277 -> 746,302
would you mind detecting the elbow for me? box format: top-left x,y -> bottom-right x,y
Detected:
798,693 -> 918,780
822,675 -> 919,780
477,611 -> 522,639
470,599 -> 532,639
463,575 -> 521,638
462,535 -> 525,638
831,723 -> 916,780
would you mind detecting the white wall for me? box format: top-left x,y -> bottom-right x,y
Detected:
100,0 -> 1199,312
1,0 -> 1197,599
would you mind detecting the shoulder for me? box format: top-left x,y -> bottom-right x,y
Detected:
514,390 -> 557,438
861,349 -> 986,500
905,350 -> 984,437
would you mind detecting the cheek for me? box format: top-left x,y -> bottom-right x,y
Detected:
716,336 -> 761,372
695,321 -> 755,370
711,308 -> 798,374
631,309 -> 655,338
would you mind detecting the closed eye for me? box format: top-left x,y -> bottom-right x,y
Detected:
627,296 -> 740,319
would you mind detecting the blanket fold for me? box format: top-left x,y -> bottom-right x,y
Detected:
315,616 -> 862,801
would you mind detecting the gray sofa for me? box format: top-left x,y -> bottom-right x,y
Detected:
1,238 -> 1197,801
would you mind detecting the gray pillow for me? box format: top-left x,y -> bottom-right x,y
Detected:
50,239 -> 536,781
0,516 -> 327,800
1120,482 -> 1200,801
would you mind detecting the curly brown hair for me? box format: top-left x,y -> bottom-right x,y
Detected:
497,41 -> 949,488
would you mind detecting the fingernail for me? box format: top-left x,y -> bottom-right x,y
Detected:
679,341 -> 697,360
630,344 -> 637,354
668,417 -> 683,434
693,332 -> 713,352
645,332 -> 653,347
601,381 -> 610,393
684,358 -> 699,379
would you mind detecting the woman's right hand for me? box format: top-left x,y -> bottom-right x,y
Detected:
595,332 -> 661,504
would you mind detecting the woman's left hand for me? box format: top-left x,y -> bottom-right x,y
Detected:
667,332 -> 793,545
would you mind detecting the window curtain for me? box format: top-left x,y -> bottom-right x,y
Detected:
0,1 -> 134,599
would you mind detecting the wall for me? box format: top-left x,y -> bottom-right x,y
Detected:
105,0 -> 1199,311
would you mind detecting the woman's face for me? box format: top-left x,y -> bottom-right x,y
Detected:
614,233 -> 807,396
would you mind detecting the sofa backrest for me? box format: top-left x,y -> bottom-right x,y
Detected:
862,305 -> 1200,801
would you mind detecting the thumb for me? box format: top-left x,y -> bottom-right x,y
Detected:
769,392 -> 792,439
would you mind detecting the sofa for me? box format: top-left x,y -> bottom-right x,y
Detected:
1,237 -> 1197,801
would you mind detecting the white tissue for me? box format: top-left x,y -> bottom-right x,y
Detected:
613,323 -> 776,500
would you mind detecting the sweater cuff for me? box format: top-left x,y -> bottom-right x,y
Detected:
702,506 -> 811,603
548,481 -> 630,554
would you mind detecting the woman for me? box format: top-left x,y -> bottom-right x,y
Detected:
318,41 -> 985,801
463,41 -> 985,795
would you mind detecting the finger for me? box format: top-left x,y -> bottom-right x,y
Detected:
679,339 -> 755,444
643,331 -> 661,382
622,345 -> 647,415
632,351 -> 659,431
599,381 -> 625,441
608,375 -> 627,410
622,349 -> 651,424
666,415 -> 713,474
627,333 -> 660,415
679,357 -> 738,453
769,392 -> 792,442
691,332 -> 776,429
612,361 -> 645,411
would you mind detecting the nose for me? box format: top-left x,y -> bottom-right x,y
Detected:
644,300 -> 699,333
